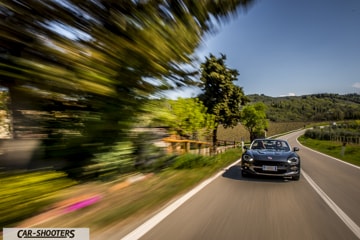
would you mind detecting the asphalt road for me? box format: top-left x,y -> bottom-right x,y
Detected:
122,130 -> 360,240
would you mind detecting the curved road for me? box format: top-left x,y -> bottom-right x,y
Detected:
122,130 -> 360,240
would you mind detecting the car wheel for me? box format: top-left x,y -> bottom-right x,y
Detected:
292,174 -> 300,181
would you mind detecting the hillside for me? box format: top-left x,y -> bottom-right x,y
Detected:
247,93 -> 360,122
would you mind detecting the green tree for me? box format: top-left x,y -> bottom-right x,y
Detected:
198,54 -> 248,147
0,0 -> 253,175
241,102 -> 268,141
247,93 -> 360,122
145,98 -> 216,140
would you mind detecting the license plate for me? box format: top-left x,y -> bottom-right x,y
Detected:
262,165 -> 277,171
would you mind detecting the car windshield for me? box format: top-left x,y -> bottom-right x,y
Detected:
250,139 -> 290,151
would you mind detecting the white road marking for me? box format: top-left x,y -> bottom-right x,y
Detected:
121,160 -> 241,240
302,170 -> 360,239
295,137 -> 360,170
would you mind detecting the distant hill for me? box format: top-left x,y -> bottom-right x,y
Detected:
247,93 -> 360,122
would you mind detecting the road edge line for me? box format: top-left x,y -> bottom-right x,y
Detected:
120,159 -> 241,240
295,137 -> 360,170
302,170 -> 360,239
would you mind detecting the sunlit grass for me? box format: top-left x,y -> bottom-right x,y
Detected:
298,136 -> 360,166
0,171 -> 76,227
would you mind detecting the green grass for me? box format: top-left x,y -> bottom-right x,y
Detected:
0,171 -> 77,227
298,136 -> 360,167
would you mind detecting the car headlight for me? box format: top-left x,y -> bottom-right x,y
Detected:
287,157 -> 299,165
243,154 -> 253,162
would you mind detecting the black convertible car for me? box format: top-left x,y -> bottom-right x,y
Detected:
241,139 -> 301,180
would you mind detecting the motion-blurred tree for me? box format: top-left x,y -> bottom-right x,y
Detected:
0,0 -> 253,175
198,54 -> 248,147
241,102 -> 268,141
147,98 -> 216,140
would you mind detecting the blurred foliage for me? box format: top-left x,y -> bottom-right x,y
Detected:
248,93 -> 360,122
84,141 -> 135,181
140,98 -> 216,140
198,53 -> 249,145
0,170 -> 76,227
131,131 -> 168,171
241,102 -> 268,141
0,0 -> 253,177
0,90 -> 8,110
77,130 -> 170,178
0,90 -> 11,138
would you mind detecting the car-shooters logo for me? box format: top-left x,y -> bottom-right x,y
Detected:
3,228 -> 89,240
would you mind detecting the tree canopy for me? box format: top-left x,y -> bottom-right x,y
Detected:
241,102 -> 268,141
146,98 -> 215,140
198,53 -> 248,145
247,93 -> 360,122
0,0 -> 253,174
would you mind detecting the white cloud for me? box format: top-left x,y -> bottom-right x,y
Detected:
352,82 -> 360,89
279,93 -> 296,97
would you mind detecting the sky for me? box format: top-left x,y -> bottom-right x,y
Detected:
168,0 -> 360,98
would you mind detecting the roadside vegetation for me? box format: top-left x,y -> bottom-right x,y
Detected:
1,148 -> 243,229
0,171 -> 76,227
298,136 -> 360,167
298,121 -> 360,167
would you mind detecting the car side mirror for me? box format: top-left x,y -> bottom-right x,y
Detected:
243,146 -> 248,150
293,147 -> 299,152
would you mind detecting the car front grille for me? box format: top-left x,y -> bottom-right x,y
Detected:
254,168 -> 288,174
253,160 -> 288,167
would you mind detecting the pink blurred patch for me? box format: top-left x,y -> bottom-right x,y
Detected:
64,195 -> 102,213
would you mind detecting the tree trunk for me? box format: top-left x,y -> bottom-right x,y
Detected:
212,125 -> 218,153
250,130 -> 255,142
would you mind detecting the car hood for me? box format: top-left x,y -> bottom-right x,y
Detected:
248,150 -> 294,161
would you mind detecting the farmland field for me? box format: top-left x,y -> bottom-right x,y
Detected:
217,121 -> 308,143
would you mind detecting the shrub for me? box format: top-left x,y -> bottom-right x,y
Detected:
146,154 -> 178,172
88,141 -> 136,180
0,170 -> 76,227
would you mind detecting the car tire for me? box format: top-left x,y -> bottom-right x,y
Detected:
292,174 -> 300,181
241,170 -> 249,178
